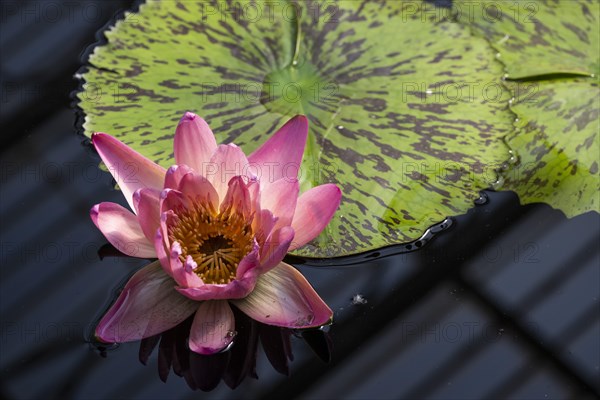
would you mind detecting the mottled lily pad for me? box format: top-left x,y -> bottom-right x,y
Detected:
79,1 -> 514,257
456,0 -> 599,215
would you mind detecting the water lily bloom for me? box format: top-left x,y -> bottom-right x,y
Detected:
91,112 -> 341,354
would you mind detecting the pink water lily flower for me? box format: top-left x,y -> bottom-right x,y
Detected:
91,112 -> 341,354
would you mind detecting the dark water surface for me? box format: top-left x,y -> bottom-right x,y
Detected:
1,1 -> 599,399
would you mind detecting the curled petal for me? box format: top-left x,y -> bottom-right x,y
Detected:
91,202 -> 155,258
177,246 -> 260,301
174,112 -> 217,173
289,184 -> 342,251
260,178 -> 299,231
232,262 -> 332,329
133,188 -> 161,242
259,226 -> 295,273
178,172 -> 219,212
207,144 -> 250,204
220,176 -> 251,218
95,261 -> 198,342
248,115 -> 308,186
169,242 -> 204,288
160,188 -> 188,213
164,164 -> 194,189
253,209 -> 277,247
189,300 -> 235,355
92,132 -> 165,210
176,279 -> 255,302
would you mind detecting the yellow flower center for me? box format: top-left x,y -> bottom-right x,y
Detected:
168,202 -> 254,284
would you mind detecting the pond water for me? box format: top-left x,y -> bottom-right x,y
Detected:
1,1 -> 598,399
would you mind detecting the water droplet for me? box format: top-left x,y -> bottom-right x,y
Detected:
337,125 -> 344,130
225,330 -> 238,339
514,118 -> 520,123
508,97 -> 515,105
425,89 -> 433,95
591,73 -> 596,78
292,60 -> 298,66
491,175 -> 505,190
502,73 -> 509,80
501,162 -> 509,171
474,191 -> 489,205
351,294 -> 368,305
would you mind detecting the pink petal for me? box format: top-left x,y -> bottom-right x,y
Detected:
235,240 -> 261,278
178,172 -> 219,212
247,115 -> 308,186
173,112 -> 217,173
207,144 -> 251,204
95,261 -> 198,342
260,178 -> 299,231
90,202 -> 155,258
160,188 -> 189,213
164,164 -> 194,189
189,300 -> 235,355
177,245 -> 260,301
176,279 -> 255,301
133,188 -> 161,242
253,209 -> 277,247
231,262 -> 332,328
288,184 -> 342,251
259,226 -> 294,273
169,241 -> 204,288
220,176 -> 251,218
92,133 -> 166,210
154,227 -> 171,278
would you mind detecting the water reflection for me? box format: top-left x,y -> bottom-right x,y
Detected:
95,305 -> 332,392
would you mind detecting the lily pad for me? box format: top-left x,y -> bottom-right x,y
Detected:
79,1 -> 514,257
455,0 -> 600,216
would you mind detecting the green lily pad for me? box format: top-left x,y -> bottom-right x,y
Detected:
455,0 -> 599,216
79,1 -> 514,257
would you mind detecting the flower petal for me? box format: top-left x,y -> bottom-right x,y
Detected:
232,262 -> 332,328
259,226 -> 294,273
92,132 -> 166,210
260,178 -> 299,231
288,184 -> 342,251
169,242 -> 204,288
133,188 -> 161,242
189,300 -> 235,355
253,209 -> 276,247
160,188 -> 189,213
177,245 -> 260,301
247,115 -> 308,186
178,172 -> 219,212
95,261 -> 198,342
176,279 -> 255,301
174,112 -> 217,173
220,176 -> 251,218
207,144 -> 250,204
164,164 -> 194,189
90,202 -> 155,258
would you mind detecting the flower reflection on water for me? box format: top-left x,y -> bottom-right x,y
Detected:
89,112 -> 340,389
136,306 -> 331,391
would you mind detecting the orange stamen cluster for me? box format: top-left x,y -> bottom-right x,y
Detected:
168,201 -> 254,284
